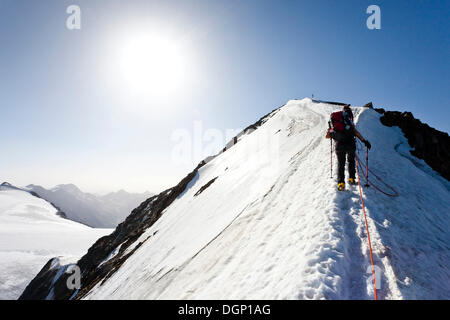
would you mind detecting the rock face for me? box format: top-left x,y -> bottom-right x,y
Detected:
362,102 -> 373,109
19,258 -> 65,300
376,109 -> 450,181
19,106 -> 280,300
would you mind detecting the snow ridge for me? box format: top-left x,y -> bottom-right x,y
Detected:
80,99 -> 449,300
18,98 -> 450,300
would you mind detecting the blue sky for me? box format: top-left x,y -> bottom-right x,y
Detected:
1,0 -> 449,193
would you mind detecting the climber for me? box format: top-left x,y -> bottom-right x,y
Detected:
326,104 -> 371,191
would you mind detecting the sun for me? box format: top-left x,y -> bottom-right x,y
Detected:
119,33 -> 186,98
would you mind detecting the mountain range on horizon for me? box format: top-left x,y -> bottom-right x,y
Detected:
0,182 -> 112,300
21,183 -> 153,228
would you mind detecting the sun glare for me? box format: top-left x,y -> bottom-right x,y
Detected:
119,33 -> 186,98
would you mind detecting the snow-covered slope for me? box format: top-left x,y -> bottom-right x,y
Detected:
0,183 -> 112,300
21,98 -> 450,300
25,184 -> 152,228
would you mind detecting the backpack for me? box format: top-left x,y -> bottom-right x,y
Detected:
328,110 -> 355,143
330,110 -> 353,132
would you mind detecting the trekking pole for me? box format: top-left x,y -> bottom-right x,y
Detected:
364,146 -> 370,187
328,121 -> 333,179
330,138 -> 333,179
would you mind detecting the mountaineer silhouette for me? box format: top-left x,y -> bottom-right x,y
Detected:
326,104 -> 371,191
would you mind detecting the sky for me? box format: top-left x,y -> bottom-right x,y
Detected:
0,0 -> 449,194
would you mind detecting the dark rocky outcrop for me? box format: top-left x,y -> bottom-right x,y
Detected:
19,103 -> 282,300
22,258 -> 71,300
362,102 -> 373,109
377,110 -> 450,181
194,177 -> 218,197
19,258 -> 63,300
312,99 -> 349,106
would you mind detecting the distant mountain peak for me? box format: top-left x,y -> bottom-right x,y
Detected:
0,182 -> 22,191
52,184 -> 82,193
25,183 -> 153,228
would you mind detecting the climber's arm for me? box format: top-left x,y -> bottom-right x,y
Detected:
353,127 -> 365,142
353,126 -> 372,149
